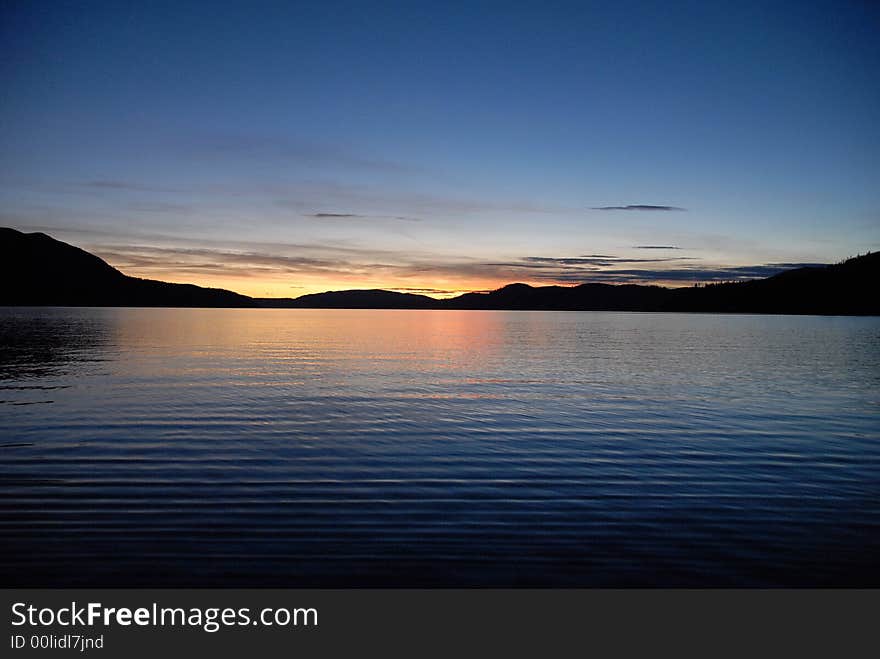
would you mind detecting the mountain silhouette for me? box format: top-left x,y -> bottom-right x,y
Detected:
440,255 -> 879,315
2,227 -> 877,314
662,254 -> 880,315
258,289 -> 438,309
446,282 -> 671,311
0,228 -> 254,307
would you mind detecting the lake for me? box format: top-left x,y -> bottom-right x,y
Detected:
1,307 -> 878,586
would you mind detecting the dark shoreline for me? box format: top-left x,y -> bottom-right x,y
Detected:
3,227 -> 879,315
2,305 -> 879,317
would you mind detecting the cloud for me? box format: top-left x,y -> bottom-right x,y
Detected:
176,132 -> 426,176
87,240 -> 444,284
562,263 -> 824,283
272,182 -> 569,217
81,180 -> 179,193
633,245 -> 681,249
592,205 -> 686,212
516,255 -> 696,267
465,258 -> 823,285
305,212 -> 421,222
388,287 -> 467,296
127,201 -> 192,214
93,246 -> 336,278
80,235 -> 825,295
52,176 -> 569,226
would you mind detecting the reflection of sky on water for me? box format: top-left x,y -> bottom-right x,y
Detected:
0,308 -> 878,587
0,308 -> 115,384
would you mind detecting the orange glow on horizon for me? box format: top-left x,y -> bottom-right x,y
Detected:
90,238 -> 788,300
118,268 -> 514,299
114,265 -> 705,299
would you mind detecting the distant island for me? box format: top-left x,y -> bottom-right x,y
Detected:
1,227 -> 877,315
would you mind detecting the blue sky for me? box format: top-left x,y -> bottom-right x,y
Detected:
1,0 -> 878,296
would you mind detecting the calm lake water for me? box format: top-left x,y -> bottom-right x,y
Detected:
1,307 -> 878,586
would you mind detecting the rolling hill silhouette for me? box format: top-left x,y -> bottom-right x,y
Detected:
258,289 -> 438,309
1,228 -> 877,314
662,254 -> 880,315
446,282 -> 671,311
0,228 -> 254,307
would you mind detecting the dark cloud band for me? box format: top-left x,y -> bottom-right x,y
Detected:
305,212 -> 421,222
592,205 -> 686,211
85,239 -> 822,292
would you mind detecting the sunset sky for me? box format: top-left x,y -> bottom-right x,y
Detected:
2,1 -> 878,298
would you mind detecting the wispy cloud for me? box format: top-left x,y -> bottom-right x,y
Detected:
91,244 -> 389,280
88,240 -> 441,285
567,264 -> 824,283
80,239 -> 825,294
272,182 -> 569,217
387,287 -> 467,296
176,132 -> 427,176
81,180 -> 179,193
37,176 -> 570,227
467,258 -> 822,284
592,205 -> 686,212
510,255 -> 696,267
305,212 -> 421,222
126,201 -> 193,214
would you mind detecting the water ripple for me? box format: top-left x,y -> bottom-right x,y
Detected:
1,308 -> 878,586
